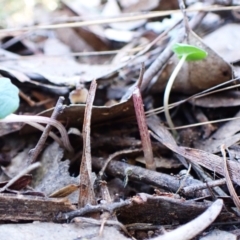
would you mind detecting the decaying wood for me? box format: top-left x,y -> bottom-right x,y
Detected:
0,193 -> 75,221
92,157 -> 207,197
98,148 -> 142,179
182,178 -> 226,195
117,193 -> 212,224
57,199 -> 132,221
153,199 -> 223,240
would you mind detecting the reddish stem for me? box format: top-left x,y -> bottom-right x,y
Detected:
133,88 -> 156,171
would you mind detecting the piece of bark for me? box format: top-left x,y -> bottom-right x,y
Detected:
0,193 -> 75,222
152,199 -> 223,240
117,193 -> 211,224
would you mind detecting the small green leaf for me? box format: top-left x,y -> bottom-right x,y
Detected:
172,43 -> 208,61
0,78 -> 19,119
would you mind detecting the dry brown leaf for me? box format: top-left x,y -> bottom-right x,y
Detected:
195,110 -> 240,153
203,23 -> 240,63
147,117 -> 240,186
21,97 -> 135,134
33,142 -> 79,202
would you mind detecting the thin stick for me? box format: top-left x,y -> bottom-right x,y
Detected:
23,121 -> 64,148
28,97 -> 65,164
133,65 -> 156,170
1,5 -> 239,33
176,163 -> 191,194
98,148 -> 142,179
221,144 -> 240,209
182,178 -> 226,195
78,80 -> 97,208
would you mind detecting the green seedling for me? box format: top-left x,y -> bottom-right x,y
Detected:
163,43 -> 208,135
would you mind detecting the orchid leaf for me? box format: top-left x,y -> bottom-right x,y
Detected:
0,78 -> 19,119
172,43 -> 208,61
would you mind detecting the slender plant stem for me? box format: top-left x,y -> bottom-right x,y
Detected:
164,55 -> 187,135
133,88 -> 156,170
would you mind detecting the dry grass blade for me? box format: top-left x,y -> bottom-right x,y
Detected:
146,77 -> 240,117
78,80 -> 97,208
1,6 -> 239,33
220,144 -> 240,210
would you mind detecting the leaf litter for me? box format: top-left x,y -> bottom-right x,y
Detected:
1,0 -> 240,239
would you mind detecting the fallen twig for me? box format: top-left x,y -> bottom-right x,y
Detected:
98,148 -> 142,179
79,80 -> 97,208
182,178 -> 226,195
28,96 -> 65,164
57,200 -> 132,221
133,65 -> 156,170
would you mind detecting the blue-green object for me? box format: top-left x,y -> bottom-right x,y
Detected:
172,43 -> 208,61
0,78 -> 19,119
